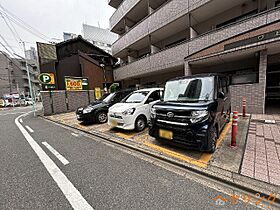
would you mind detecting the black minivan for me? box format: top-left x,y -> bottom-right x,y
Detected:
76,90 -> 133,123
149,74 -> 231,152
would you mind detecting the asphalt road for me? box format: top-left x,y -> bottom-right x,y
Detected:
0,106 -> 262,210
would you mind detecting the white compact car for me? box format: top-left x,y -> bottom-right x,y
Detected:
108,88 -> 163,131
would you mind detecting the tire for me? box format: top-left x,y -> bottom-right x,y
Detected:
208,126 -> 218,153
135,116 -> 146,131
96,111 -> 108,123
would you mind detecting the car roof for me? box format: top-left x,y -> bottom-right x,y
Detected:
168,73 -> 226,82
134,87 -> 163,92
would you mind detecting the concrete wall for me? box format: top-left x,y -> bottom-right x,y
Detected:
41,90 -> 96,115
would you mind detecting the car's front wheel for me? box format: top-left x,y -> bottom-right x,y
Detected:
96,111 -> 108,123
208,126 -> 218,153
135,116 -> 146,131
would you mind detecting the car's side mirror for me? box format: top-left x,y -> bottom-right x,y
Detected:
218,91 -> 225,99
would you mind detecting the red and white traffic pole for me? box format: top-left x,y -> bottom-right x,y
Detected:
231,111 -> 238,147
242,97 -> 246,117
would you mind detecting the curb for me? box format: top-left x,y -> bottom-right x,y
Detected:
41,115 -> 280,205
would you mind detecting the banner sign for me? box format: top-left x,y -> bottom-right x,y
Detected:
95,87 -> 101,100
65,77 -> 89,91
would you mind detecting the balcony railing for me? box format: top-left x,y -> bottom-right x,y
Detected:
112,0 -> 198,56
113,7 -> 280,81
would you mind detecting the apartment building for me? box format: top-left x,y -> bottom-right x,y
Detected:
109,0 -> 280,114
82,24 -> 118,54
25,47 -> 38,61
0,52 -> 40,98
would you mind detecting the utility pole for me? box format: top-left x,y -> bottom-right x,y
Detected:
14,42 -> 36,116
6,67 -> 12,93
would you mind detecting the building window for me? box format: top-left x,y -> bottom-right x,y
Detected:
21,61 -> 26,67
230,69 -> 258,85
276,0 -> 280,7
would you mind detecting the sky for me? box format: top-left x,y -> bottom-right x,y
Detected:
0,0 -> 115,57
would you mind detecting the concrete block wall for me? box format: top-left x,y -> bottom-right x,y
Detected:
41,91 -> 53,116
89,90 -> 96,103
67,91 -> 90,111
41,90 -> 97,116
52,91 -> 67,114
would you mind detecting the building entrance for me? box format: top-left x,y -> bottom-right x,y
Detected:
266,64 -> 280,114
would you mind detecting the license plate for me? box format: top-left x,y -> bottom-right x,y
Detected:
159,129 -> 173,140
111,119 -> 118,127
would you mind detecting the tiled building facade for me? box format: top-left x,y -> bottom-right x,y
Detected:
0,52 -> 40,98
109,0 -> 280,114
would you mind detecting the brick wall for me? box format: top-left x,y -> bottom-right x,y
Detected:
41,90 -> 97,115
230,50 -> 267,114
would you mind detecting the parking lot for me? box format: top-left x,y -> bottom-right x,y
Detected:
47,111 -> 232,168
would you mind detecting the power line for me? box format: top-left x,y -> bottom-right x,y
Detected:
0,12 -> 21,43
0,4 -> 51,42
0,38 -> 14,56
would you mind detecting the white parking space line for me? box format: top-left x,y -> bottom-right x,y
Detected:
15,113 -> 94,210
42,142 -> 70,165
19,118 -> 23,123
25,125 -> 34,133
71,133 -> 79,137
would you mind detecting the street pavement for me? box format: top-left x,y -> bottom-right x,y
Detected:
0,106 -> 264,209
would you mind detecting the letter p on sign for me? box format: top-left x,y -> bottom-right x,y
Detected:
43,75 -> 50,83
38,73 -> 54,85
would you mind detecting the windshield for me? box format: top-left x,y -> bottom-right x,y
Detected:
102,93 -> 116,103
123,91 -> 149,103
164,77 -> 214,102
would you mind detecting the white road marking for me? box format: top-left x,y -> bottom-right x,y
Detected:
42,142 -> 70,165
19,118 -> 23,123
71,133 -> 79,137
25,125 -> 34,133
15,113 -> 94,210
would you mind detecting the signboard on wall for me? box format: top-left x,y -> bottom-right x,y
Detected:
224,29 -> 280,51
95,87 -> 101,100
65,77 -> 89,91
38,73 -> 56,90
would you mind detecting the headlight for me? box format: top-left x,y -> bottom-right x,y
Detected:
151,108 -> 156,115
151,107 -> 156,118
190,110 -> 208,123
83,107 -> 92,114
122,108 -> 135,115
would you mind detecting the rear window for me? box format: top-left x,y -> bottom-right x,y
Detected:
123,91 -> 149,103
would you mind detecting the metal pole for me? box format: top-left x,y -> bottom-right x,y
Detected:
242,97 -> 247,117
22,42 -> 36,116
6,67 -> 12,93
230,111 -> 238,147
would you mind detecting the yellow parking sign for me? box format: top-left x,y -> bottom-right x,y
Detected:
38,73 -> 55,85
